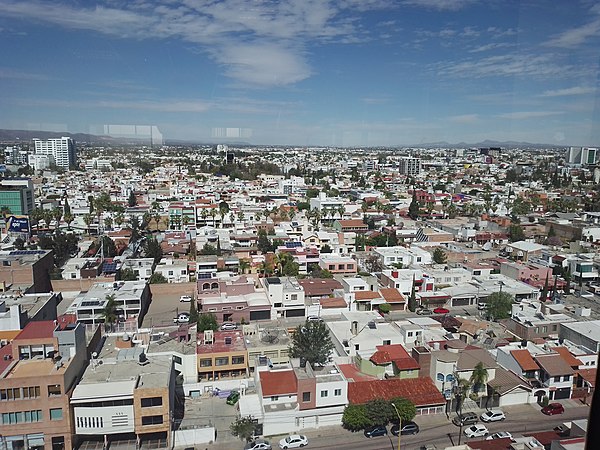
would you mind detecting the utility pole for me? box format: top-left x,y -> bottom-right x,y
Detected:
392,403 -> 401,450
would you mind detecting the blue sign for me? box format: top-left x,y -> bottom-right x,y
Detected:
7,216 -> 30,234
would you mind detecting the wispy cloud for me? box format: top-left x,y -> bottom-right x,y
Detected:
402,0 -> 476,11
16,97 -> 212,113
540,86 -> 596,97
447,114 -> 479,124
545,17 -> 600,48
0,67 -> 51,81
0,0 -> 381,87
496,111 -> 564,120
468,42 -> 513,53
361,97 -> 391,105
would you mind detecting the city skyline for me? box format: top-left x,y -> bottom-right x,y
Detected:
1,0 -> 599,147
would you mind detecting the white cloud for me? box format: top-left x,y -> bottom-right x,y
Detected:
0,67 -> 51,80
496,111 -> 563,120
402,0 -> 476,11
540,86 -> 596,97
545,18 -> 600,48
361,97 -> 391,105
468,42 -> 513,53
447,114 -> 479,124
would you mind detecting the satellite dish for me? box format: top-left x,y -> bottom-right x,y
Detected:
92,352 -> 98,358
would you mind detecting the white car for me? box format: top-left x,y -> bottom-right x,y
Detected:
278,434 -> 308,449
486,432 -> 513,441
480,409 -> 506,422
220,322 -> 237,331
464,424 -> 489,438
173,313 -> 190,324
179,295 -> 192,302
306,315 -> 323,322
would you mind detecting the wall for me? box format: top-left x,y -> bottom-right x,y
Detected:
173,427 -> 216,447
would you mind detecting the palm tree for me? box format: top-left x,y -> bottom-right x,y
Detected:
104,216 -> 113,230
470,362 -> 489,394
153,212 -> 161,231
101,294 -> 118,332
238,258 -> 251,275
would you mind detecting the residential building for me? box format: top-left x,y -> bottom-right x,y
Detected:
263,277 -> 305,318
0,250 -> 54,294
197,330 -> 248,381
153,258 -> 189,283
356,343 -> 420,379
373,245 -> 432,268
33,137 -> 76,169
318,254 -> 356,276
71,335 -> 174,448
120,258 -> 155,282
0,320 -> 88,450
566,146 -> 598,166
0,178 -> 35,216
560,321 -> 600,354
534,353 -> 574,400
398,157 -> 422,176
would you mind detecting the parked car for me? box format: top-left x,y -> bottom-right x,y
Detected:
416,308 -> 433,315
179,295 -> 192,302
306,315 -> 323,322
477,302 -> 487,310
364,425 -> 388,438
542,403 -> 565,415
433,307 -> 450,314
486,432 -> 513,441
464,424 -> 489,438
173,312 -> 190,324
244,439 -> 272,450
226,390 -> 240,405
480,409 -> 506,422
452,412 -> 478,427
221,322 -> 238,331
278,434 -> 308,449
391,421 -> 419,436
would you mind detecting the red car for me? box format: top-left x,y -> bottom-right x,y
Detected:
433,307 -> 450,314
541,403 -> 564,415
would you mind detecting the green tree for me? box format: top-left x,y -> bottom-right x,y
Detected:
238,258 -> 251,275
63,212 -> 74,230
378,303 -> 391,314
13,237 -> 25,250
508,224 -> 525,242
366,398 -> 396,427
455,377 -> 472,414
257,229 -> 274,254
197,313 -> 218,333
230,416 -> 257,443
118,268 -> 137,281
189,300 -> 199,324
408,276 -> 418,312
101,294 -> 118,332
408,190 -> 420,220
149,273 -> 167,284
289,320 -> 334,367
391,397 -> 416,423
100,236 -> 117,258
128,191 -> 137,207
485,291 -> 514,321
144,238 -> 163,264
341,404 -> 371,431
470,362 -> 489,394
432,247 -> 447,264
320,244 -> 333,253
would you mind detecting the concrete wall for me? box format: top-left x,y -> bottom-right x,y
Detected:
173,427 -> 216,447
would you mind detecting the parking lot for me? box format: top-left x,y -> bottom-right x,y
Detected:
143,284 -> 195,328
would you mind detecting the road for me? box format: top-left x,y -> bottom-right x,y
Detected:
267,404 -> 589,450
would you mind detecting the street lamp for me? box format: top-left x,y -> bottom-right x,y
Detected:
391,403 -> 401,450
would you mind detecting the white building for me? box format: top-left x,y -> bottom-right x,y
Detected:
33,137 -> 77,169
373,246 -> 432,267
154,258 -> 190,283
263,277 -> 306,318
398,157 -> 421,176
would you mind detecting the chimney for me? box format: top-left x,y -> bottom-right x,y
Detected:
411,346 -> 431,378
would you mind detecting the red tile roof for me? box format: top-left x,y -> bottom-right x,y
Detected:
259,370 -> 297,397
577,368 -> 597,386
338,363 -> 378,382
370,345 -> 419,370
319,297 -> 347,308
510,349 -> 539,372
379,288 -> 406,304
354,291 -> 381,301
15,321 -> 56,340
348,376 -> 445,407
553,346 -> 583,368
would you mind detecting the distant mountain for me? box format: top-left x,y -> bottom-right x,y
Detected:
0,129 -> 119,144
409,139 -> 569,149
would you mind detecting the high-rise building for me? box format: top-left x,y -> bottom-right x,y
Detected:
0,178 -> 34,216
566,146 -> 598,166
398,157 -> 421,176
33,137 -> 76,169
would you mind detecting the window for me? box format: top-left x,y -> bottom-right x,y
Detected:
291,294 -> 298,301
50,408 -> 63,421
473,270 -> 481,276
270,396 -> 279,401
173,355 -> 182,365
334,389 -> 342,396
542,326 -> 548,333
563,375 -> 570,382
141,415 -> 163,426
407,332 -> 413,337
22,386 -> 40,399
354,344 -> 359,351
200,358 -> 212,367
141,397 -> 163,407
48,384 -> 62,396
0,388 -> 20,401
554,376 -> 561,382
232,356 -> 244,365
215,357 -> 229,366
302,392 -> 311,402
338,264 -> 345,270
328,265 -> 335,270
383,339 -> 391,345
320,390 -> 328,398
347,264 -> 354,270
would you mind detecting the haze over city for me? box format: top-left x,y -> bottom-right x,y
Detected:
1,0 -> 599,146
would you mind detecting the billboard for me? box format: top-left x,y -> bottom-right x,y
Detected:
7,216 -> 30,234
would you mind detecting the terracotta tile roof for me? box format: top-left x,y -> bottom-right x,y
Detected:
526,431 -> 562,446
354,291 -> 381,301
379,288 -> 406,304
370,344 -> 419,370
319,297 -> 347,308
348,376 -> 445,407
577,368 -> 597,386
534,354 -> 574,377
338,363 -> 378,382
297,278 -> 343,296
552,346 -> 583,368
259,370 -> 298,397
510,349 -> 540,372
338,219 -> 368,228
15,321 -> 56,340
465,438 -> 513,450
488,367 -> 532,395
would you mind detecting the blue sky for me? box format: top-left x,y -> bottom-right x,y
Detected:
0,0 -> 599,147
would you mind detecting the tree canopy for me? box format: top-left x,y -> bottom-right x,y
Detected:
485,291 -> 514,321
432,247 -> 447,264
230,416 -> 257,442
289,320 -> 334,367
197,313 -> 218,333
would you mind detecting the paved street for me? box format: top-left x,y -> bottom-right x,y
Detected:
198,400 -> 589,450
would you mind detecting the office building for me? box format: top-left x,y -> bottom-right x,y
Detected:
33,137 -> 77,169
0,178 -> 35,216
567,146 -> 599,166
398,157 -> 421,176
